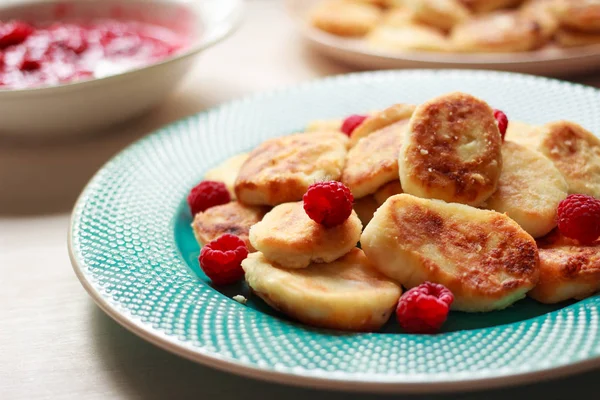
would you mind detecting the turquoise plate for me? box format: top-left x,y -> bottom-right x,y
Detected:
69,70 -> 600,393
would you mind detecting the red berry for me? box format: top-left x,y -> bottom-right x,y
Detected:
341,114 -> 368,136
303,181 -> 354,228
557,194 -> 600,244
0,21 -> 34,49
396,282 -> 454,334
187,180 -> 231,216
493,109 -> 508,141
19,53 -> 42,71
199,234 -> 248,285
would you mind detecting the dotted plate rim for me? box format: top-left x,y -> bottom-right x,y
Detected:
69,70 -> 600,394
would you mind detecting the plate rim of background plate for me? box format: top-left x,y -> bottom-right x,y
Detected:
285,0 -> 600,65
69,69 -> 600,394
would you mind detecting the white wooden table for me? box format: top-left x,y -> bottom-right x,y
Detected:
2,1 -> 600,399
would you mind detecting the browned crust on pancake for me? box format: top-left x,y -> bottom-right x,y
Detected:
401,92 -> 502,206
192,202 -> 269,252
235,132 -> 347,206
555,28 -> 600,47
529,229 -> 600,303
460,0 -> 524,13
341,119 -> 406,198
389,199 -> 539,298
349,103 -> 416,147
553,0 -> 600,33
451,11 -> 545,52
538,120 -> 600,197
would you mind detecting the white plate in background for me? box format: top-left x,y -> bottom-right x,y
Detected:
286,0 -> 600,77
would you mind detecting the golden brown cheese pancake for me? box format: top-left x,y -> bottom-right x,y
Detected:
349,103 -> 415,147
485,141 -> 568,238
529,229 -> 600,304
451,11 -> 545,52
353,195 -> 380,226
555,28 -> 600,47
366,23 -> 450,52
249,201 -> 362,269
552,0 -> 600,33
374,180 -> 403,205
520,0 -> 560,39
460,0 -> 525,13
399,92 -> 502,206
242,249 -> 402,332
537,121 -> 600,198
203,153 -> 249,199
361,194 -> 539,312
310,0 -> 383,37
235,131 -> 348,206
192,201 -> 268,252
402,0 -> 471,31
503,120 -> 543,151
342,119 -> 407,198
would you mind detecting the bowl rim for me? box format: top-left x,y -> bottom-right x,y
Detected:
0,0 -> 244,96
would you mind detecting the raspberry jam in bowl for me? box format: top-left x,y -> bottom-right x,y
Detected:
0,0 -> 243,138
0,19 -> 187,89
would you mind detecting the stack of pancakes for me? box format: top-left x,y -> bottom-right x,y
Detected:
193,129 -> 402,332
191,91 -> 600,332
309,0 -> 600,53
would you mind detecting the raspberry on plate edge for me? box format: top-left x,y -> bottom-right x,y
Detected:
396,282 -> 454,334
187,180 -> 231,216
199,234 -> 248,286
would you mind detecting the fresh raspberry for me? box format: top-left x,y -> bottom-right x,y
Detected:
396,282 -> 454,334
0,21 -> 34,49
303,181 -> 354,228
187,180 -> 231,216
557,194 -> 600,244
341,114 -> 368,136
199,234 -> 248,285
493,109 -> 508,141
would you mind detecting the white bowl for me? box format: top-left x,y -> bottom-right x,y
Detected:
0,0 -> 244,138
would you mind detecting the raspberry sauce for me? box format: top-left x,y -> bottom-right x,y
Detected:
0,19 -> 187,89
